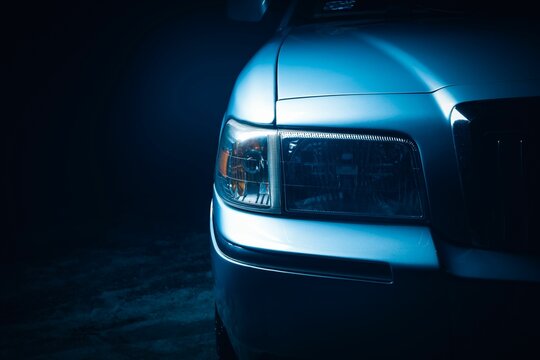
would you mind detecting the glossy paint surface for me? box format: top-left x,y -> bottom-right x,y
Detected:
213,193 -> 439,269
226,37 -> 282,124
277,19 -> 540,99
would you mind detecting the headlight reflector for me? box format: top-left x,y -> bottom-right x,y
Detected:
280,130 -> 424,219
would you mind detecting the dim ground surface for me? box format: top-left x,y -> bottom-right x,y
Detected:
1,228 -> 214,359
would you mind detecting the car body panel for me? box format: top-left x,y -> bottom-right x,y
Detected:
213,192 -> 439,269
211,201 -> 449,359
211,200 -> 540,359
277,20 -> 540,100
226,37 -> 283,125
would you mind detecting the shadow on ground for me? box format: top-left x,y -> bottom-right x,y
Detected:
2,229 -> 214,359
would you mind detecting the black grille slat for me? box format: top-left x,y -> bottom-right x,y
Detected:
454,97 -> 539,253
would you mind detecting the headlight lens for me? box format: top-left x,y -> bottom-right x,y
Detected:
215,120 -> 280,212
281,130 -> 425,219
215,120 -> 425,220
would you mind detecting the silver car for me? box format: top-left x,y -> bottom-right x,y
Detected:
211,1 -> 540,358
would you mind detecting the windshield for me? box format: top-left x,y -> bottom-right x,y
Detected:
294,0 -> 539,23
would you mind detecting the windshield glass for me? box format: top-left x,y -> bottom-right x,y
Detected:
295,0 -> 538,23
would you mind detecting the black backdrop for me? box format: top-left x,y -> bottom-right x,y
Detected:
7,0 -> 277,263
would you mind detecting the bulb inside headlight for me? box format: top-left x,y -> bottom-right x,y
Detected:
215,120 -> 280,212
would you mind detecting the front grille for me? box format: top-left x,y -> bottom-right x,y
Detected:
453,97 -> 539,253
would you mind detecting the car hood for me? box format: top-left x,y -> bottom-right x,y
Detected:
277,19 -> 540,100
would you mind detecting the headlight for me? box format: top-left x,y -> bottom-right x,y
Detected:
215,120 -> 425,219
280,130 -> 425,219
215,120 -> 280,213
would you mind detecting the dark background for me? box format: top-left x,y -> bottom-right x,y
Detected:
4,1 -> 278,358
6,0 -> 277,261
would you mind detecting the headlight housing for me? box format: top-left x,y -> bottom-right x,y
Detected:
215,120 -> 281,213
215,120 -> 425,220
280,130 -> 424,219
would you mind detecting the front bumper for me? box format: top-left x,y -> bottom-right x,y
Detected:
211,193 -> 540,359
